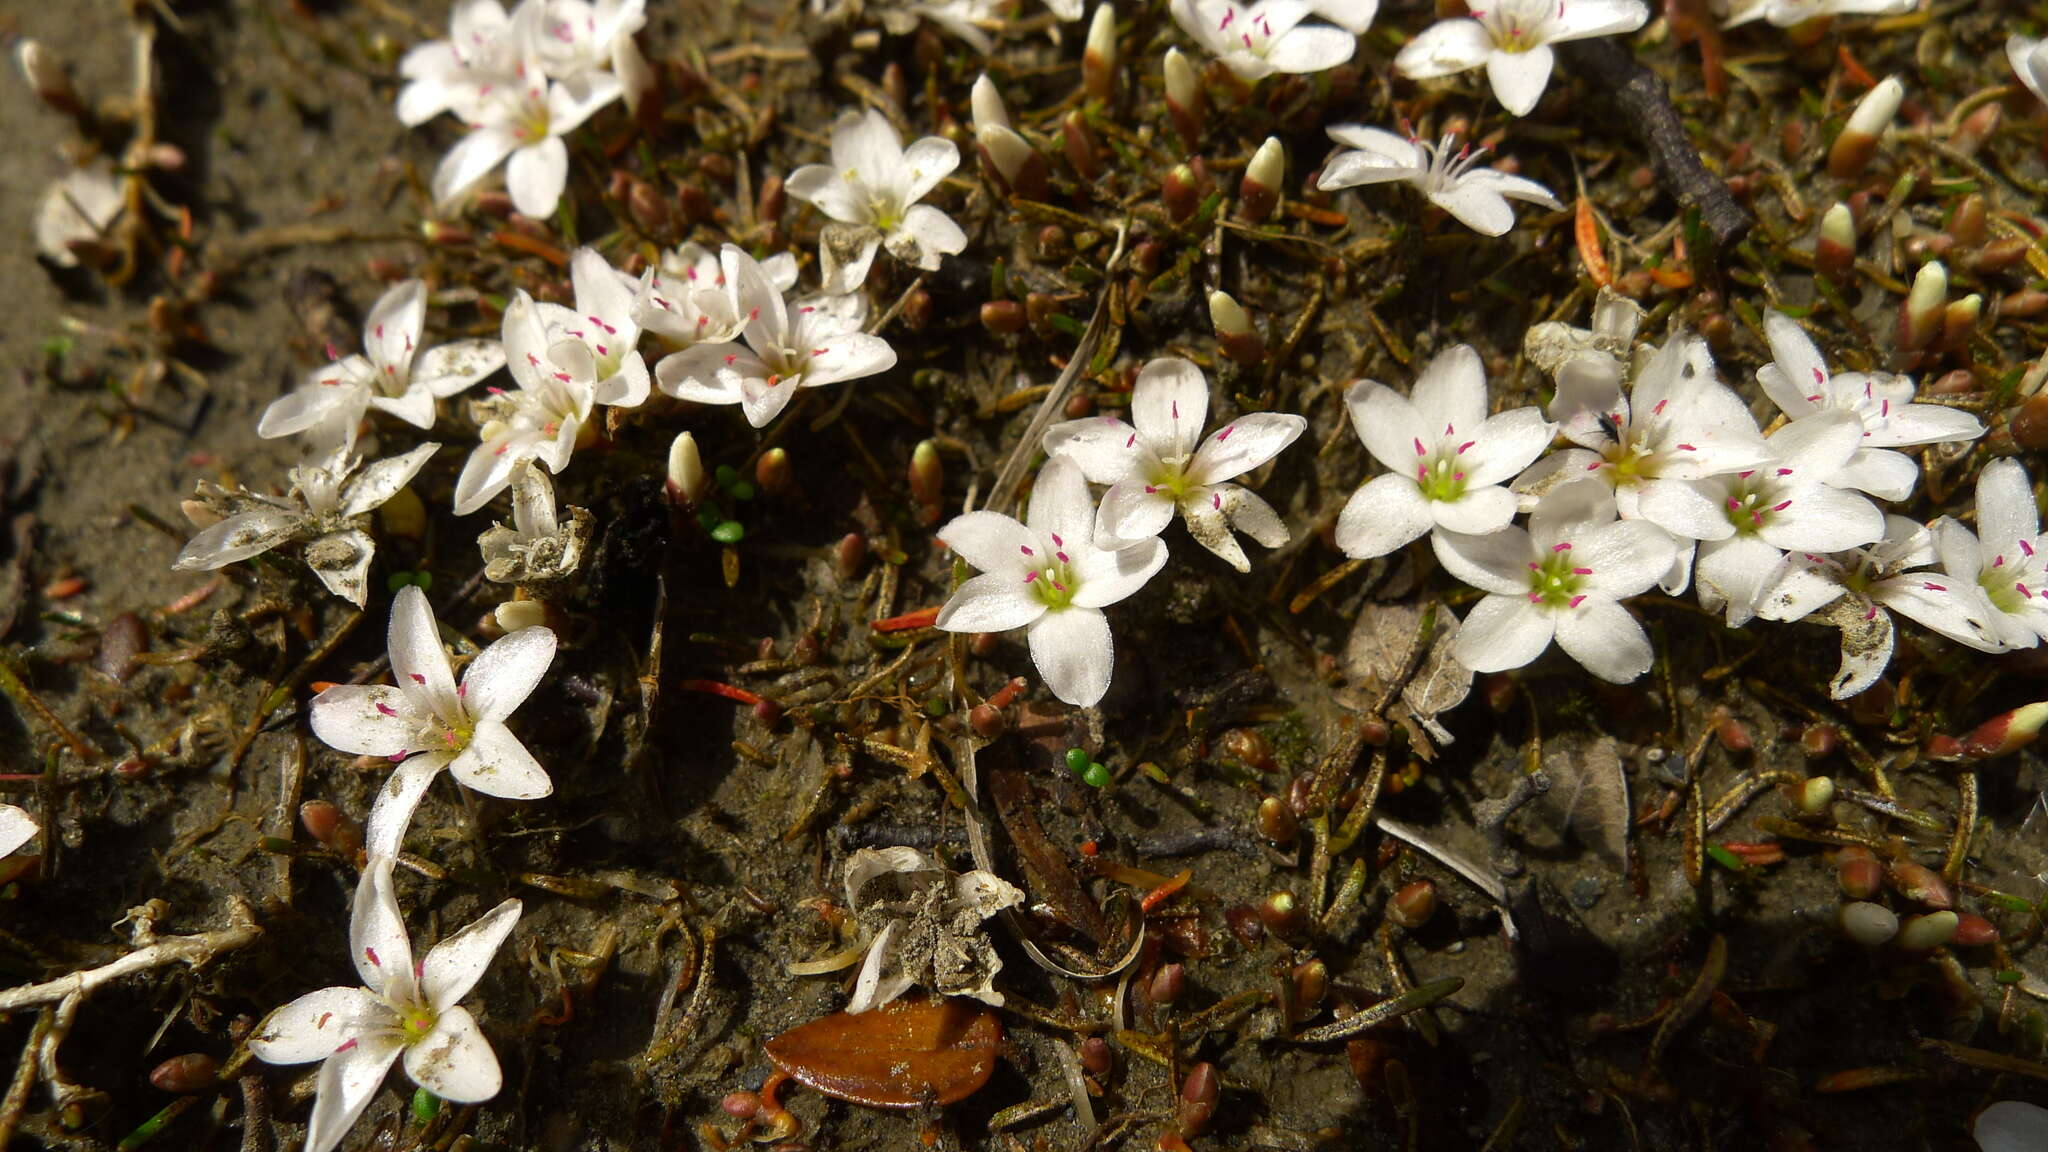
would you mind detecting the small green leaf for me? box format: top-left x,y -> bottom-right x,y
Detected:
710,521 -> 745,544
412,1087 -> 441,1124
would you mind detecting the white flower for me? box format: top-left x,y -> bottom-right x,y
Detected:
1437,481 -> 1669,681
1756,312 -> 1983,501
633,241 -> 798,347
1335,345 -> 1554,560
478,464 -> 590,583
309,585 -> 556,856
1317,126 -> 1562,236
175,444 -> 438,607
784,109 -> 967,294
250,858 -> 519,1152
1394,0 -> 1648,116
0,805 -> 39,860
535,248 -> 649,407
933,457 -> 1166,707
830,847 -> 1023,1014
533,0 -> 646,82
1041,358 -> 1304,572
855,0 -> 1079,52
1924,458 -> 2048,652
1717,0 -> 1912,28
259,280 -> 506,450
1516,330 -> 1768,591
654,245 -> 897,428
1755,515 -> 2002,696
430,43 -> 621,219
453,291 -> 598,515
1681,411 -> 1886,626
395,0 -> 518,127
35,163 -> 122,269
1168,0 -> 1357,81
2012,35 -> 2048,105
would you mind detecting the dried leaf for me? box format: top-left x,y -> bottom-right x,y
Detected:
765,996 -> 1002,1109
1536,733 -> 1631,868
1340,599 -> 1472,742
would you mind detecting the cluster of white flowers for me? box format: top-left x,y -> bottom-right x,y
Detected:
1334,297 -> 1988,695
402,0 -> 654,219
934,358 -> 1304,706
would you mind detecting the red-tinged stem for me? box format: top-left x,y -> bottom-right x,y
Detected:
1141,869 -> 1194,913
870,606 -> 941,632
986,676 -> 1027,709
679,679 -> 765,707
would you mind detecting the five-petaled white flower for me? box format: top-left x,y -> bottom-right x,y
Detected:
431,44 -> 622,220
1716,0 -> 1912,28
0,805 -> 38,861
1394,0 -> 1648,116
309,585 -> 557,857
1756,514 -> 2001,697
1436,480 -> 1671,682
536,248 -> 650,408
259,280 -> 506,450
1168,0 -> 1358,81
1336,345 -> 1555,560
655,245 -> 897,428
2012,35 -> 2048,105
1682,411 -> 1885,626
1516,330 -> 1767,592
1924,458 -> 2048,652
633,241 -> 798,348
396,0 -> 519,128
1756,312 -> 1983,501
533,0 -> 653,109
1041,358 -> 1305,572
784,109 -> 967,294
453,291 -> 601,515
1317,126 -> 1563,236
250,858 -> 520,1152
175,444 -> 439,607
933,457 -> 1167,707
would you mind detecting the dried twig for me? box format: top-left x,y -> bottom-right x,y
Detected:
0,898 -> 260,1013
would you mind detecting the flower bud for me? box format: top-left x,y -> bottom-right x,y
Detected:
1061,111 -> 1100,181
980,298 -> 1026,335
755,447 -> 793,496
17,40 -> 80,116
834,532 -> 868,582
1258,890 -> 1304,937
909,439 -> 944,526
1971,238 -> 2028,276
1962,701 -> 2048,759
1836,845 -> 1882,899
975,125 -> 1046,200
1239,137 -> 1284,224
494,599 -> 549,633
1950,193 -> 1988,249
1941,294 -> 1980,351
1083,4 -> 1117,104
1889,861 -> 1952,910
1292,958 -> 1328,1015
1256,796 -> 1297,843
1953,913 -> 1999,947
1796,775 -> 1835,816
1897,260 -> 1947,353
299,800 -> 362,858
1079,1036 -> 1112,1077
1950,101 -> 2000,158
1389,879 -> 1438,929
1163,163 -> 1200,223
1896,910 -> 1958,952
1827,76 -> 1902,180
1164,48 -> 1204,148
150,1054 -> 219,1093
969,73 -> 1009,133
1815,202 -> 1855,283
1209,290 -> 1265,366
1837,901 -> 1899,947
666,431 -> 708,508
756,172 -> 786,224
1175,1062 -> 1220,1138
1149,962 -> 1186,1007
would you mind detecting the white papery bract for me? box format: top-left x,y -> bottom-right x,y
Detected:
1716,0 -> 1912,27
1925,458 -> 2048,652
784,109 -> 966,293
1317,126 -> 1562,236
259,280 -> 505,451
1683,411 -> 1886,626
833,846 -> 1023,1014
1042,358 -> 1305,572
309,585 -> 556,856
1516,331 -> 1767,591
933,457 -> 1166,707
654,245 -> 897,428
1757,312 -> 1982,501
1336,345 -> 1554,560
1435,481 -> 1670,682
2013,36 -> 2048,105
634,241 -> 798,348
250,858 -> 520,1152
453,291 -> 600,515
1168,0 -> 1358,81
175,444 -> 439,607
0,805 -> 39,860
1394,0 -> 1648,116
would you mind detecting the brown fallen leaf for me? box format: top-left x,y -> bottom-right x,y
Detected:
764,996 -> 1002,1109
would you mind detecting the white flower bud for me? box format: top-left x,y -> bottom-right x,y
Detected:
666,431 -> 708,508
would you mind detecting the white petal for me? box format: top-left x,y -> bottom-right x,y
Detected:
1452,596 -> 1555,672
1486,45 -> 1555,116
1929,517 -> 1984,583
899,136 -> 962,204
1318,148 -> 1423,190
308,529 -> 376,608
250,986 -> 383,1065
1760,485 -> 1884,554
364,754 -> 448,858
654,343 -> 746,403
310,685 -> 419,757
1070,537 -> 1168,608
1262,24 -> 1356,73
1394,18 -> 1492,77
1409,345 -> 1488,440
389,586 -> 460,716
432,126 -> 520,207
1042,416 -> 1142,484
1830,448 -> 1919,501
1770,408 -> 1862,475
1554,600 -> 1653,682
1431,526 -> 1535,596
506,138 -> 569,218
1325,125 -> 1421,166
545,70 -> 623,133
1343,379 -> 1428,470
1219,484 -> 1289,548
1096,480 -> 1177,545
1550,0 -> 1649,40
782,163 -> 864,224
1977,1100 -> 2048,1152
937,511 -> 1037,574
1188,412 -> 1306,486
402,1006 -> 503,1103
937,572 -> 1046,633
1977,457 -> 2040,557
1430,484 -> 1520,535
0,805 -> 35,859
1429,177 -> 1516,235
1132,358 -> 1211,459
802,333 -> 897,387
886,204 -> 967,271
819,231 -> 882,295
1875,579 -> 2005,653
341,443 -> 439,518
349,858 -> 415,998
1636,478 -> 1735,540
1572,519 -> 1675,599
1335,474 -> 1433,559
1027,607 -> 1114,707
1463,407 -> 1556,486
447,719 -> 552,800
831,109 -> 905,185
1025,457 -> 1098,549
367,389 -> 436,429
422,899 -> 522,1012
1866,402 -> 1983,447
173,507 -> 300,570
258,382 -> 358,441
364,280 -> 427,381
304,1033 -> 404,1152
1696,536 -> 1782,626
1179,490 -> 1251,572
462,627 -> 556,722
416,340 -> 508,398
1755,557 -> 1846,622
736,373 -> 798,428
453,439 -> 525,516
